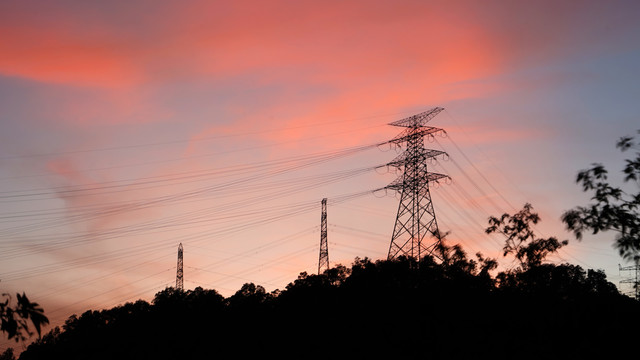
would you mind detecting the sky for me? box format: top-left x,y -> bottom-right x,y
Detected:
1,0 -> 640,349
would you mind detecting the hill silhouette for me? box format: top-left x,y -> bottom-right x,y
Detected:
14,241 -> 640,360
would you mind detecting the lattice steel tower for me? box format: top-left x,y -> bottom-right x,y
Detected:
619,263 -> 640,300
386,108 -> 449,261
176,243 -> 184,291
318,198 -> 329,274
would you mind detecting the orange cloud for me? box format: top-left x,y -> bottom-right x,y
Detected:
1,1 -> 506,91
0,0 -> 630,94
0,23 -> 143,88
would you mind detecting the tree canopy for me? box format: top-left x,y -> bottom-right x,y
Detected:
16,238 -> 639,360
486,203 -> 568,269
0,292 -> 48,343
562,130 -> 640,262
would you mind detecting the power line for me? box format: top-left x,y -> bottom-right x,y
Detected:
0,121 -> 390,182
0,109 -> 415,161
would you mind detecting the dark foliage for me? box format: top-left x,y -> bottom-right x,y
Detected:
0,293 -> 48,342
562,130 -> 640,261
0,348 -> 14,360
18,244 -> 640,360
487,203 -> 568,269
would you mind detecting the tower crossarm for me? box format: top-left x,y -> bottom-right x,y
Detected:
388,107 -> 445,128
424,172 -> 450,183
386,172 -> 450,191
389,126 -> 445,145
386,149 -> 447,168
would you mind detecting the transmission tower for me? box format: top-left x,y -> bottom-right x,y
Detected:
176,243 -> 184,291
386,107 -> 450,261
619,263 -> 640,300
318,198 -> 329,274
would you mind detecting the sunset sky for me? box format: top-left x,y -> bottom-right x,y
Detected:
1,0 -> 640,346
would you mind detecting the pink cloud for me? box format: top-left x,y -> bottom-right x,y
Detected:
0,23 -> 143,88
2,0 -> 622,91
1,0 -> 630,141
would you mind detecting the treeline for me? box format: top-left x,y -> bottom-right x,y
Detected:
15,242 -> 640,359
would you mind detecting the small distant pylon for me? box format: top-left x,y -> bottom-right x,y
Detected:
386,108 -> 450,261
619,263 -> 639,300
318,198 -> 329,274
176,243 -> 184,291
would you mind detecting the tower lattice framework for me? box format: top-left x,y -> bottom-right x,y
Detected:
619,263 -> 640,300
318,198 -> 329,274
386,108 -> 449,261
176,243 -> 184,291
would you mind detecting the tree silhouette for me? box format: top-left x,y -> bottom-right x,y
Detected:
486,203 -> 568,269
562,131 -> 640,262
0,348 -> 14,360
0,292 -> 48,342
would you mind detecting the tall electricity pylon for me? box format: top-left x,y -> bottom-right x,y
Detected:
176,243 -> 184,291
386,108 -> 449,261
318,198 -> 329,274
619,263 -> 640,300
